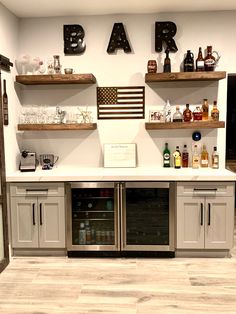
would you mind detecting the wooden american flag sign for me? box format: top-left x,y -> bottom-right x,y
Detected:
97,86 -> 145,119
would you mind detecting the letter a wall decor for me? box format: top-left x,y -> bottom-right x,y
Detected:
155,21 -> 178,52
64,24 -> 86,55
107,23 -> 131,53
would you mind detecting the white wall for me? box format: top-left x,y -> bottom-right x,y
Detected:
0,2 -> 19,260
11,11 -> 236,169
0,2 -> 20,173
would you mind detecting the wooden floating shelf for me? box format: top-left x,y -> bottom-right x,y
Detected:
145,71 -> 226,82
17,123 -> 97,131
16,73 -> 96,85
145,121 -> 225,130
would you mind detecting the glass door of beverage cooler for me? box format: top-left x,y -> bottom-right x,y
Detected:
67,182 -> 119,251
120,182 -> 175,251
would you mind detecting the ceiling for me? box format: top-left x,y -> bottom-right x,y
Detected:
1,0 -> 236,18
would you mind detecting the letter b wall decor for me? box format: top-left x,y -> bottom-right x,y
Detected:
64,24 -> 86,55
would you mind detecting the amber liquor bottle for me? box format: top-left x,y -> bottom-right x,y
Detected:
211,101 -> 219,121
196,47 -> 205,71
200,144 -> 209,168
182,145 -> 189,168
204,46 -> 215,71
2,79 -> 8,125
163,48 -> 171,73
192,144 -> 200,169
183,104 -> 192,122
201,98 -> 209,121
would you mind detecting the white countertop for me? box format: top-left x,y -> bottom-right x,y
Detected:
6,166 -> 236,182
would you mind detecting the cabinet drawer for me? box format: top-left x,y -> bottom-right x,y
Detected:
177,181 -> 234,197
10,183 -> 64,197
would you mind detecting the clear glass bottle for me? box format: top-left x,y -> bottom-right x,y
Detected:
192,144 -> 200,169
173,146 -> 181,168
163,143 -> 171,167
212,146 -> 219,169
182,145 -> 189,168
183,104 -> 192,122
211,100 -> 220,121
53,55 -> 61,74
193,106 -> 203,121
200,144 -> 209,168
164,99 -> 172,122
173,105 -> 183,122
201,98 -> 209,121
196,47 -> 205,71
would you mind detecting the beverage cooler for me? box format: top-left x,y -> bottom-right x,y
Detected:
66,182 -> 175,257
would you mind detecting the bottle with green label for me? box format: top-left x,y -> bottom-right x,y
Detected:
163,143 -> 171,167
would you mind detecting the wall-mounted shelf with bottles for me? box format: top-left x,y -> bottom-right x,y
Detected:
145,120 -> 225,130
145,71 -> 226,83
17,123 -> 97,131
15,73 -> 96,85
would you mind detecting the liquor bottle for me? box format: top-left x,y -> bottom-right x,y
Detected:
212,146 -> 219,169
204,46 -> 215,71
163,143 -> 171,167
164,99 -> 172,122
193,106 -> 203,121
85,220 -> 91,245
200,144 -> 209,168
173,105 -> 183,122
183,104 -> 192,122
182,145 -> 189,168
78,222 -> 86,245
2,79 -> 8,125
201,98 -> 209,121
196,47 -> 205,71
192,144 -> 200,169
211,100 -> 219,121
163,48 -> 171,73
173,146 -> 181,169
183,50 -> 194,72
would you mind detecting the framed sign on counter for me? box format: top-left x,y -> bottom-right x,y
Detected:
103,143 -> 137,168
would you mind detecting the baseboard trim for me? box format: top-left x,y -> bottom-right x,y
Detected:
175,249 -> 231,258
12,248 -> 67,257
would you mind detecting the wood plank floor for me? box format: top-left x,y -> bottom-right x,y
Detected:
0,225 -> 236,313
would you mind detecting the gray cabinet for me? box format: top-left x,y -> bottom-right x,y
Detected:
176,182 -> 235,250
10,183 -> 65,249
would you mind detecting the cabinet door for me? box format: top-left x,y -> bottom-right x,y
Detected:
205,197 -> 234,249
10,197 -> 38,248
38,197 -> 65,248
176,196 -> 205,249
